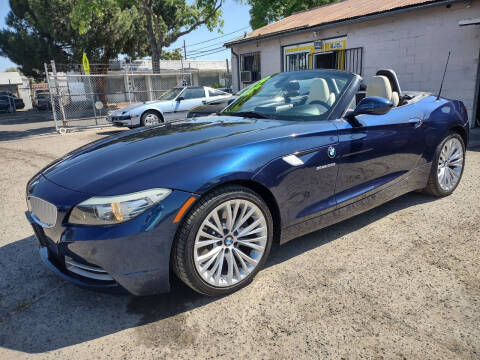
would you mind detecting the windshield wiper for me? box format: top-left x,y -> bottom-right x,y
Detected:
224,111 -> 272,119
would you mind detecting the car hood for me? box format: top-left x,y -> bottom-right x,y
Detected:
40,116 -> 311,196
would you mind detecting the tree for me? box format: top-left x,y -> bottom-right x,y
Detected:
160,48 -> 183,60
0,0 -> 148,78
5,67 -> 23,74
71,0 -> 225,72
244,0 -> 339,30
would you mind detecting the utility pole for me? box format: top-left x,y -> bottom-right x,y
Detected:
184,40 -> 187,60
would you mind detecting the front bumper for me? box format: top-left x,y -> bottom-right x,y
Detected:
26,176 -> 196,295
108,115 -> 139,127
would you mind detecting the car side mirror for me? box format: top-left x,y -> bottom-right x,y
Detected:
176,96 -> 184,102
348,96 -> 393,117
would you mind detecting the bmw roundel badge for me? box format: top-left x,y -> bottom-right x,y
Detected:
327,146 -> 336,159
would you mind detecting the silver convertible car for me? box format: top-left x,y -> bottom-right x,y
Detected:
108,86 -> 231,127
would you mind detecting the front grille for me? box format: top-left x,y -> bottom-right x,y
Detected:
65,257 -> 114,281
27,196 -> 57,228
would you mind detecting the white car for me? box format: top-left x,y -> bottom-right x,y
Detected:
108,86 -> 231,127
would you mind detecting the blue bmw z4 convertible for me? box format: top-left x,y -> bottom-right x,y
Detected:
25,70 -> 469,296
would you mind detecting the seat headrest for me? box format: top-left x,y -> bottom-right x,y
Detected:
376,69 -> 402,96
307,78 -> 330,103
367,76 -> 392,101
391,91 -> 400,107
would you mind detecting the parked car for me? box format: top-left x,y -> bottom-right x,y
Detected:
0,95 -> 24,111
0,97 -> 12,112
186,97 -> 235,119
0,91 -> 15,97
217,87 -> 233,93
187,81 -> 260,118
26,69 -> 469,297
34,92 -> 52,110
107,86 -> 231,127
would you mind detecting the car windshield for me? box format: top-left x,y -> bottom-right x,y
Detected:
222,70 -> 355,121
158,88 -> 184,101
37,94 -> 49,99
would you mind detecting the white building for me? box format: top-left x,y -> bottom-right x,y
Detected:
109,59 -> 231,88
226,0 -> 480,127
0,72 -> 33,110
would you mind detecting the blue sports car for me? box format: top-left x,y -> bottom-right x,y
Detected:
25,69 -> 469,296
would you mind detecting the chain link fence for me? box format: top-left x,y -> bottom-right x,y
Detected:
45,61 -> 195,132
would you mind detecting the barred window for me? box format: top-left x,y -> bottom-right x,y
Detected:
240,52 -> 261,82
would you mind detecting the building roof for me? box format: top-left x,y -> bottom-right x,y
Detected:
0,71 -> 22,86
226,0 -> 454,46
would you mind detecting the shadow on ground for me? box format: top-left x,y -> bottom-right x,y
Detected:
0,192 -> 435,353
0,110 -> 56,141
0,111 -> 53,125
0,127 -> 57,141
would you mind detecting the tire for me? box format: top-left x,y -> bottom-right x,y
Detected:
140,110 -> 162,126
423,132 -> 465,197
172,185 -> 273,296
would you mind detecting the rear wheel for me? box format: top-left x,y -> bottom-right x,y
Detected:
172,185 -> 273,296
424,132 -> 465,197
140,110 -> 162,126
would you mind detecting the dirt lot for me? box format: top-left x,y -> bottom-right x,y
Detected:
0,129 -> 479,360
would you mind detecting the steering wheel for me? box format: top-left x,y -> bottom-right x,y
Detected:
308,100 -> 330,109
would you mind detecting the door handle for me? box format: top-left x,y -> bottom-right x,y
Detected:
409,117 -> 423,128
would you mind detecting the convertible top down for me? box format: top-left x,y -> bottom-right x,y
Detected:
26,69 -> 469,296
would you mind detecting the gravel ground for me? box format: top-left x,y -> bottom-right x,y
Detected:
0,129 -> 478,359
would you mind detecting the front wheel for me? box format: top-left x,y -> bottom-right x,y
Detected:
424,132 -> 465,197
172,185 -> 273,296
140,110 -> 162,126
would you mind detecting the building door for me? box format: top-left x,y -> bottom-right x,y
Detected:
314,52 -> 337,69
314,48 -> 363,75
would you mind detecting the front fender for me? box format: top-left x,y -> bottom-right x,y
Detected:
129,104 -> 164,119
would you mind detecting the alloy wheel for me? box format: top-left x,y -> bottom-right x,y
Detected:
437,137 -> 464,191
193,199 -> 268,287
144,113 -> 159,125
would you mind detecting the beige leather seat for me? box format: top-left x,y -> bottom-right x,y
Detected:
306,78 -> 336,106
366,75 -> 399,106
391,91 -> 400,107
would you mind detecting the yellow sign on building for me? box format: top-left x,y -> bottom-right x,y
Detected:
283,36 -> 348,71
314,36 -> 347,52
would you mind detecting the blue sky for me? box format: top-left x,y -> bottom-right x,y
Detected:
0,1 -> 251,72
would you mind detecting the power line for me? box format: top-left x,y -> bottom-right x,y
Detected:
186,35 -> 246,55
186,26 -> 250,48
188,48 -> 229,59
189,48 -> 228,59
188,46 -> 225,56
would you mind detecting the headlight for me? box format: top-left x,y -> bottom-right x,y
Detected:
69,188 -> 171,225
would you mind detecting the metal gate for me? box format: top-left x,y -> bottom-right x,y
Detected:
45,60 -> 194,132
337,47 -> 363,75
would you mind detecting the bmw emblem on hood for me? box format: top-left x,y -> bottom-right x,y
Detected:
327,146 -> 336,159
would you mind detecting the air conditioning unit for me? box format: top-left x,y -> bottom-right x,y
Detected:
241,71 -> 252,83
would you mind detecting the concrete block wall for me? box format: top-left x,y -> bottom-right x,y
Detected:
231,1 -> 480,126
